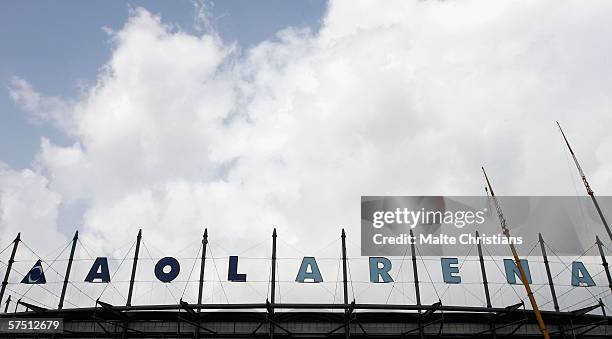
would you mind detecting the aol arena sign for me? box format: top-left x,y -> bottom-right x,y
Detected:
12,195 -> 611,289
19,250 -> 599,288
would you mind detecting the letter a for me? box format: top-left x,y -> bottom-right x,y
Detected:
296,257 -> 323,283
571,261 -> 595,287
85,257 -> 111,282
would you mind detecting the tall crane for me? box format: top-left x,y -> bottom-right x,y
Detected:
557,121 -> 612,243
482,167 -> 550,339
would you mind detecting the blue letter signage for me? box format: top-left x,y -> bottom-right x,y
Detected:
228,256 -> 247,282
155,257 -> 181,283
85,257 -> 111,283
296,257 -> 323,283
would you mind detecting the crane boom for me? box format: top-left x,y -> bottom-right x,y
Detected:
556,121 -> 612,243
482,167 -> 550,339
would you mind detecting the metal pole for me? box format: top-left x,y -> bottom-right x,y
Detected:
270,228 -> 277,339
477,231 -> 496,339
539,233 -> 559,312
476,231 -> 492,308
195,228 -> 208,339
539,233 -> 565,338
595,236 -> 612,292
341,228 -> 349,339
197,228 -> 208,309
126,229 -> 142,307
557,122 -> 612,244
410,230 -> 424,339
590,196 -> 612,244
3,295 -> 10,313
270,228 -> 277,306
0,233 -> 20,307
482,167 -> 550,339
409,230 -> 421,308
58,230 -> 78,310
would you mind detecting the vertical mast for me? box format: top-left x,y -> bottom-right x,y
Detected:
538,233 -> 559,312
197,228 -> 208,309
269,228 -> 277,338
341,228 -> 349,339
409,230 -> 421,308
557,121 -> 612,243
58,230 -> 79,309
270,228 -> 277,307
0,233 -> 20,307
410,229 -> 424,339
475,231 -> 491,308
195,229 -> 207,339
126,229 -> 142,307
482,167 -> 550,339
595,236 -> 612,292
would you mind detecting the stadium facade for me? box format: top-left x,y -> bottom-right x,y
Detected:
0,227 -> 610,339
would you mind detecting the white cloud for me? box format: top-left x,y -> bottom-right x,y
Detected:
4,0 -> 612,308
0,163 -> 66,252
7,77 -> 74,131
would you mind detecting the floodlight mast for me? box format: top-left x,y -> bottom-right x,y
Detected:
556,121 -> 612,244
482,167 -> 550,339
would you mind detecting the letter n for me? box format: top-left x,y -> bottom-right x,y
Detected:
504,259 -> 532,284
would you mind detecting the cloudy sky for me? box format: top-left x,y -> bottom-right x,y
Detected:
1,0 -> 612,310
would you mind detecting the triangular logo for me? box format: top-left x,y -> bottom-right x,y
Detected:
21,259 -> 47,284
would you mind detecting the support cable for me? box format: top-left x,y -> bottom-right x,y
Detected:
438,243 -> 474,301
540,241 -> 612,313
19,239 -> 72,298
97,241 -> 134,302
141,241 -> 178,303
0,241 -> 16,258
385,245 -> 411,304
531,241 -> 595,296
76,238 -> 127,304
482,244 -> 523,302
207,244 -> 229,303
5,286 -> 53,309
415,245 -> 441,300
180,244 -> 201,301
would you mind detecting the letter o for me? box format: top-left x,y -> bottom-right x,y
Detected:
155,257 -> 180,283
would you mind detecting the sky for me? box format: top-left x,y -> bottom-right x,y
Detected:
1,0 -> 612,311
0,0 -> 326,169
